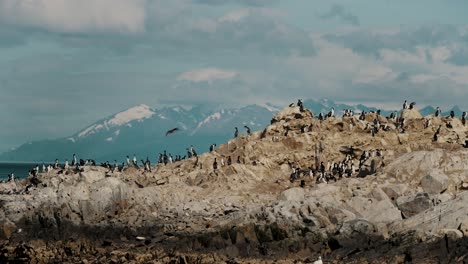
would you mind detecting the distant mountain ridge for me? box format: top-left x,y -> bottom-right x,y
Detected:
1,99 -> 464,162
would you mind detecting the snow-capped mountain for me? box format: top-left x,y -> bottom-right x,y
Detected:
1,99 -> 463,163
73,104 -> 156,141
0,103 -> 278,162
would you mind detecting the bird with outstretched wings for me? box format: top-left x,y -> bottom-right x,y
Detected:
165,127 -> 179,136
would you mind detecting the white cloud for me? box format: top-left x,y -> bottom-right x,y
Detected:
191,18 -> 218,33
0,0 -> 147,33
195,0 -> 277,6
177,68 -> 238,82
377,45 -> 468,85
282,33 -> 468,106
429,46 -> 451,62
218,8 -> 285,23
354,65 -> 395,84
220,9 -> 251,23
379,48 -> 427,65
410,74 -> 442,84
287,36 -> 380,86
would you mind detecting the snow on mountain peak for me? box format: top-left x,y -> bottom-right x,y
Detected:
107,104 -> 155,126
259,103 -> 281,112
78,104 -> 155,138
197,112 -> 222,129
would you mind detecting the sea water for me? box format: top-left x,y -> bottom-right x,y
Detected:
0,162 -> 37,181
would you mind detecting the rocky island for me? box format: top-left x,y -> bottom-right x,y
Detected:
2,106 -> 468,263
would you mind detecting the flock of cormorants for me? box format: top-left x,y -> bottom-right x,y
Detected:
3,100 -> 468,186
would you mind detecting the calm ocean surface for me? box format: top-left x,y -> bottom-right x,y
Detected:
0,162 -> 37,181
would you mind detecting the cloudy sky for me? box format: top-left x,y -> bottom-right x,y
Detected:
1,0 -> 468,151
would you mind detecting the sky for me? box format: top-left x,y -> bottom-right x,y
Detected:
1,0 -> 468,151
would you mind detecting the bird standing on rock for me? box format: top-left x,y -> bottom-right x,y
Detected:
313,256 -> 323,264
435,107 -> 441,117
209,144 -> 216,152
403,100 -> 408,110
244,126 -> 251,135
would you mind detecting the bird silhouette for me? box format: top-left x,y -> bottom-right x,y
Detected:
165,128 -> 179,136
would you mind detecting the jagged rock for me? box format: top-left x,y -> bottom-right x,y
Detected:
396,193 -> 433,218
420,170 -> 449,194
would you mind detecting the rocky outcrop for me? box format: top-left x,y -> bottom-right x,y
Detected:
2,106 -> 468,262
400,108 -> 422,119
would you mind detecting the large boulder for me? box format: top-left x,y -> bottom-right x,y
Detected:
420,170 -> 449,194
396,193 -> 433,218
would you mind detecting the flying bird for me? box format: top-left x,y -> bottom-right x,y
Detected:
165,128 -> 179,136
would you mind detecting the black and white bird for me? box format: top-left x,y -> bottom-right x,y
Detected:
313,256 -> 323,264
244,126 -> 251,135
327,107 -> 335,118
209,144 -> 217,152
435,107 -> 442,117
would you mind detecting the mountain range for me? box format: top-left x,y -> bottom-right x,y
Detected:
0,99 -> 464,162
